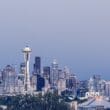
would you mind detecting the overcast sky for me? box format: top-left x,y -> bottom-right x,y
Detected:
0,0 -> 110,79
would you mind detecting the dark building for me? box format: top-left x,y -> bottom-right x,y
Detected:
36,74 -> 45,91
77,88 -> 88,97
20,63 -> 25,74
79,80 -> 89,90
33,57 -> 41,74
66,74 -> 79,89
77,80 -> 89,97
43,66 -> 50,82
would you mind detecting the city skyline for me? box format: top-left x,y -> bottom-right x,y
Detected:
0,0 -> 110,80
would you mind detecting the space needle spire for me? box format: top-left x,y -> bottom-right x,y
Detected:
22,46 -> 32,92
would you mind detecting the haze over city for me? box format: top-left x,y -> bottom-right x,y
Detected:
0,0 -> 110,79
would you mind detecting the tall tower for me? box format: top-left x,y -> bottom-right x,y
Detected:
43,66 -> 50,82
33,57 -> 41,74
22,46 -> 31,92
51,59 -> 59,87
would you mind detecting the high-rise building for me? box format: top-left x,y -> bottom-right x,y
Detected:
20,63 -> 25,74
43,66 -> 50,82
33,57 -> 41,74
63,66 -> 70,79
105,81 -> 110,97
58,69 -> 63,79
57,78 -> 66,95
2,65 -> 16,93
0,70 -> 3,84
50,59 -> 59,87
93,75 -> 101,92
88,75 -> 102,92
31,75 -> 37,91
17,74 -> 25,93
17,63 -> 25,93
77,80 -> 89,97
66,74 -> 79,95
88,77 -> 94,92
42,77 -> 50,94
36,74 -> 45,91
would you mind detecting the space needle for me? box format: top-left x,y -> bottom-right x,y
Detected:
22,46 -> 31,92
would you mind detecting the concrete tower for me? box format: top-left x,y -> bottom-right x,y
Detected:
22,46 -> 31,92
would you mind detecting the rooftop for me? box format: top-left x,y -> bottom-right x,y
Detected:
79,96 -> 110,109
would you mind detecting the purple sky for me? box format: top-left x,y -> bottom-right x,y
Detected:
0,0 -> 110,79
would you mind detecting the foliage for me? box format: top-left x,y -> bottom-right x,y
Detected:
0,93 -> 70,110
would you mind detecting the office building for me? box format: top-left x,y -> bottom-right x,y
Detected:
31,75 -> 37,91
20,63 -> 25,74
2,65 -> 16,93
64,66 -> 70,79
50,59 -> 59,87
33,57 -> 41,74
43,66 -> 50,83
57,78 -> 66,95
36,74 -> 45,91
66,74 -> 79,95
105,81 -> 110,97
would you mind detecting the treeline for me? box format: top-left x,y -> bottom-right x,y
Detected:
0,93 -> 70,110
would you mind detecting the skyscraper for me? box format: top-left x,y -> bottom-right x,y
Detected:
57,78 -> 66,95
17,63 -> 25,93
43,66 -> 50,82
33,57 -> 41,75
36,74 -> 45,91
88,75 -> 101,92
20,63 -> 25,74
51,59 -> 59,87
66,74 -> 79,95
64,66 -> 70,79
2,65 -> 16,93
105,81 -> 110,97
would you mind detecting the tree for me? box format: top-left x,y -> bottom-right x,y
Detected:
0,93 -> 70,110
